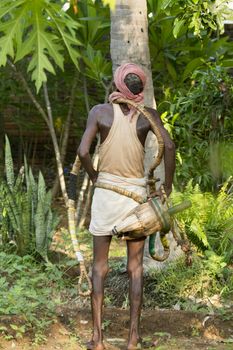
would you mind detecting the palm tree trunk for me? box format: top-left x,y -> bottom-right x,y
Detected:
110,0 -> 164,185
111,0 -> 153,106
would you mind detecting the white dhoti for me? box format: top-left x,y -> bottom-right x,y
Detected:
89,172 -> 147,236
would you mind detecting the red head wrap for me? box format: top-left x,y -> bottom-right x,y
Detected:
109,63 -> 147,120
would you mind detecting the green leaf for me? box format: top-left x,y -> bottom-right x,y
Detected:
182,57 -> 205,81
35,200 -> 46,255
173,19 -> 185,38
221,59 -> 233,68
0,0 -> 82,92
101,0 -> 116,10
83,44 -> 111,82
46,3 -> 82,69
5,135 -> 14,190
37,171 -> 46,202
161,0 -> 173,10
0,1 -> 27,66
166,60 -> 177,80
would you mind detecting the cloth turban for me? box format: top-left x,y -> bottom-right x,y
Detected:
109,63 -> 147,120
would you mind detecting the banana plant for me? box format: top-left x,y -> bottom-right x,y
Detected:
0,136 -> 59,259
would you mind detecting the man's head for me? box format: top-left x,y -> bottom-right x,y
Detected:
124,73 -> 144,95
109,63 -> 146,106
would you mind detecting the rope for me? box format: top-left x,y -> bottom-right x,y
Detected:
95,182 -> 146,204
114,98 -> 164,195
67,156 -> 92,296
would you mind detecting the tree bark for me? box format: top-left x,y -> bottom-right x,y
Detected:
110,0 -> 165,183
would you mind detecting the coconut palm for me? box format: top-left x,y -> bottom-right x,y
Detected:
110,0 -> 165,182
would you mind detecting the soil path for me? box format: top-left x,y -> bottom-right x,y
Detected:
0,308 -> 233,350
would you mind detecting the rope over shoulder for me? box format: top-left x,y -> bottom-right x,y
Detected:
113,98 -> 164,195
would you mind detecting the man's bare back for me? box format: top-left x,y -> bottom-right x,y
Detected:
79,102 -> 175,194
90,102 -> 167,146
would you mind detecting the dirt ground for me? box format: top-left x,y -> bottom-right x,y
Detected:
0,307 -> 233,350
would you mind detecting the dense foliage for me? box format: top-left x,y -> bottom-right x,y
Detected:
0,137 -> 59,258
104,254 -> 233,309
171,179 -> 233,263
160,65 -> 233,190
0,251 -> 76,343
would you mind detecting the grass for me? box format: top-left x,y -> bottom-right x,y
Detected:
0,227 -> 232,343
105,254 -> 233,311
0,251 -> 81,343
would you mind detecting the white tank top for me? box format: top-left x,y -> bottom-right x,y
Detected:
98,103 -> 145,178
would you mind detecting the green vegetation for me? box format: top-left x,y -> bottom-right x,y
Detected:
171,178 -> 233,262
160,66 -> 233,191
104,253 -> 233,311
0,252 -> 77,343
0,136 -> 59,259
144,254 -> 232,309
0,0 -> 233,346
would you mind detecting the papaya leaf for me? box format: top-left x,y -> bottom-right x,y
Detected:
0,0 -> 82,92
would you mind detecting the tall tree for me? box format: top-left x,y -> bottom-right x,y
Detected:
110,0 -> 164,193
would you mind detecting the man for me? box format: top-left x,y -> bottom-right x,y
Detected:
78,63 -> 175,350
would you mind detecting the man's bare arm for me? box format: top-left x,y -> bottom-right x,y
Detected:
77,106 -> 99,184
149,109 -> 176,196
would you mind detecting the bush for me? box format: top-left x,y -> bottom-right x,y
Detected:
171,178 -> 233,263
160,65 -> 233,191
0,136 -> 59,259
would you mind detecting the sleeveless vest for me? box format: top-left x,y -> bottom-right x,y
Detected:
98,103 -> 145,178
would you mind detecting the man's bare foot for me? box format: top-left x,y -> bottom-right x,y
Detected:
86,340 -> 105,350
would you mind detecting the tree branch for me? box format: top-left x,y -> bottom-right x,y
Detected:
43,82 -> 68,205
52,73 -> 79,198
7,60 -> 49,128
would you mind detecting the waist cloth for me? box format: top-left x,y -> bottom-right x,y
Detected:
89,172 -> 147,236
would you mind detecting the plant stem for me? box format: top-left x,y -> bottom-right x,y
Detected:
43,82 -> 68,205
52,74 -> 79,198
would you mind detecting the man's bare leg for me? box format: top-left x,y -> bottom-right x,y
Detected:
126,237 -> 145,350
87,235 -> 112,350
